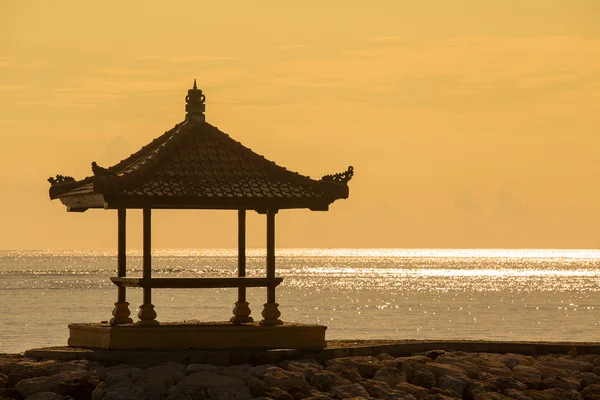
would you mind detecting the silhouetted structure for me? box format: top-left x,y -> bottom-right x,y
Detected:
48,81 -> 353,328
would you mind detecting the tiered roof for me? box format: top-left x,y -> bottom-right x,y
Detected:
49,82 -> 353,212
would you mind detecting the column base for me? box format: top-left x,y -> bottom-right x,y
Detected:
110,302 -> 133,325
137,304 -> 159,326
230,301 -> 254,323
260,302 -> 283,326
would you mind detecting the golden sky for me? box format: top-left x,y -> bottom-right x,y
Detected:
1,1 -> 599,249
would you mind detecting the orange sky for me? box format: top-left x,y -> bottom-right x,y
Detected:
1,1 -> 599,249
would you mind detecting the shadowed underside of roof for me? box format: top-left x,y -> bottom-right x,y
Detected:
48,119 -> 353,212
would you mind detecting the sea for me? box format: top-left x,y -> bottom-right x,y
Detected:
1,248 -> 600,354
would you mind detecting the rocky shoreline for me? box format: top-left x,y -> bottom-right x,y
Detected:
3,348 -> 600,400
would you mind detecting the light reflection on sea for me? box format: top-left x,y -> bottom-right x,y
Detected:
0,249 -> 599,354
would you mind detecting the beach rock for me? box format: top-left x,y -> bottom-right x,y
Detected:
161,362 -> 187,374
513,365 -> 542,382
207,387 -> 252,400
165,385 -> 208,400
52,360 -> 90,375
326,357 -> 384,379
542,375 -> 580,391
325,366 -> 362,383
279,360 -> 324,377
260,367 -> 309,390
429,387 -> 460,398
15,375 -> 62,398
330,383 -> 370,399
405,365 -> 436,390
132,365 -> 184,395
536,356 -> 595,372
287,385 -> 327,400
359,378 -> 392,398
375,353 -> 396,362
88,362 -> 106,380
91,375 -> 134,400
387,357 -> 430,371
0,372 -> 6,388
434,356 -> 480,379
464,380 -> 499,398
0,387 -> 23,399
503,388 -> 532,400
420,393 -> 459,400
423,363 -> 467,379
581,383 -> 600,398
506,353 -> 536,367
573,371 -> 600,388
185,364 -> 220,375
263,386 -> 294,400
308,370 -> 350,392
539,388 -> 583,400
480,365 -> 513,378
470,393 -> 511,400
175,371 -> 245,393
373,367 -> 406,387
479,353 -> 525,370
420,351 -> 445,361
103,383 -> 163,400
24,393 -> 66,400
478,374 -> 527,392
219,366 -> 254,383
54,374 -> 100,398
534,364 -> 571,380
436,375 -> 470,398
248,365 -> 278,378
7,363 -> 54,387
379,391 -> 417,400
246,377 -> 268,397
393,382 -> 429,400
104,366 -> 141,380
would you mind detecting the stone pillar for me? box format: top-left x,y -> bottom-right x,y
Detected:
261,209 -> 282,326
138,207 -> 158,325
111,209 -> 133,325
232,209 -> 253,323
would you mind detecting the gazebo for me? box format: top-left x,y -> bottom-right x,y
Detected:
48,81 -> 353,350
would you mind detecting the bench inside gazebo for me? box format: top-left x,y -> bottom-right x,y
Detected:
48,81 -> 353,350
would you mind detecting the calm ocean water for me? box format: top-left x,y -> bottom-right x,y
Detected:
1,249 -> 600,354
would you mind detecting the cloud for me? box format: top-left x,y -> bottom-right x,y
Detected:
366,36 -> 404,43
94,67 -> 158,75
495,190 -> 533,220
265,35 -> 600,101
275,44 -> 309,51
0,60 -> 15,68
135,55 -> 239,62
0,85 -> 26,91
454,192 -> 482,214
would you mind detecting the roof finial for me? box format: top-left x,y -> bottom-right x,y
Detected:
186,79 -> 205,122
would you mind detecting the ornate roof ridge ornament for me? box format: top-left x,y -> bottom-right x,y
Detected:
185,79 -> 206,122
321,166 -> 354,183
48,174 -> 75,185
91,161 -> 115,177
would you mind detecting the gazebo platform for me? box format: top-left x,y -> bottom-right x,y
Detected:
68,321 -> 326,351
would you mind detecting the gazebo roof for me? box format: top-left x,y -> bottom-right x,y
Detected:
48,82 -> 353,212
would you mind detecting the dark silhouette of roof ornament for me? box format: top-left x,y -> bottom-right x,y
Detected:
185,79 -> 206,121
322,166 -> 354,183
91,161 -> 115,177
48,174 -> 75,185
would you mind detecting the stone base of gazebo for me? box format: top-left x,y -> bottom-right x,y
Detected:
67,321 -> 326,350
